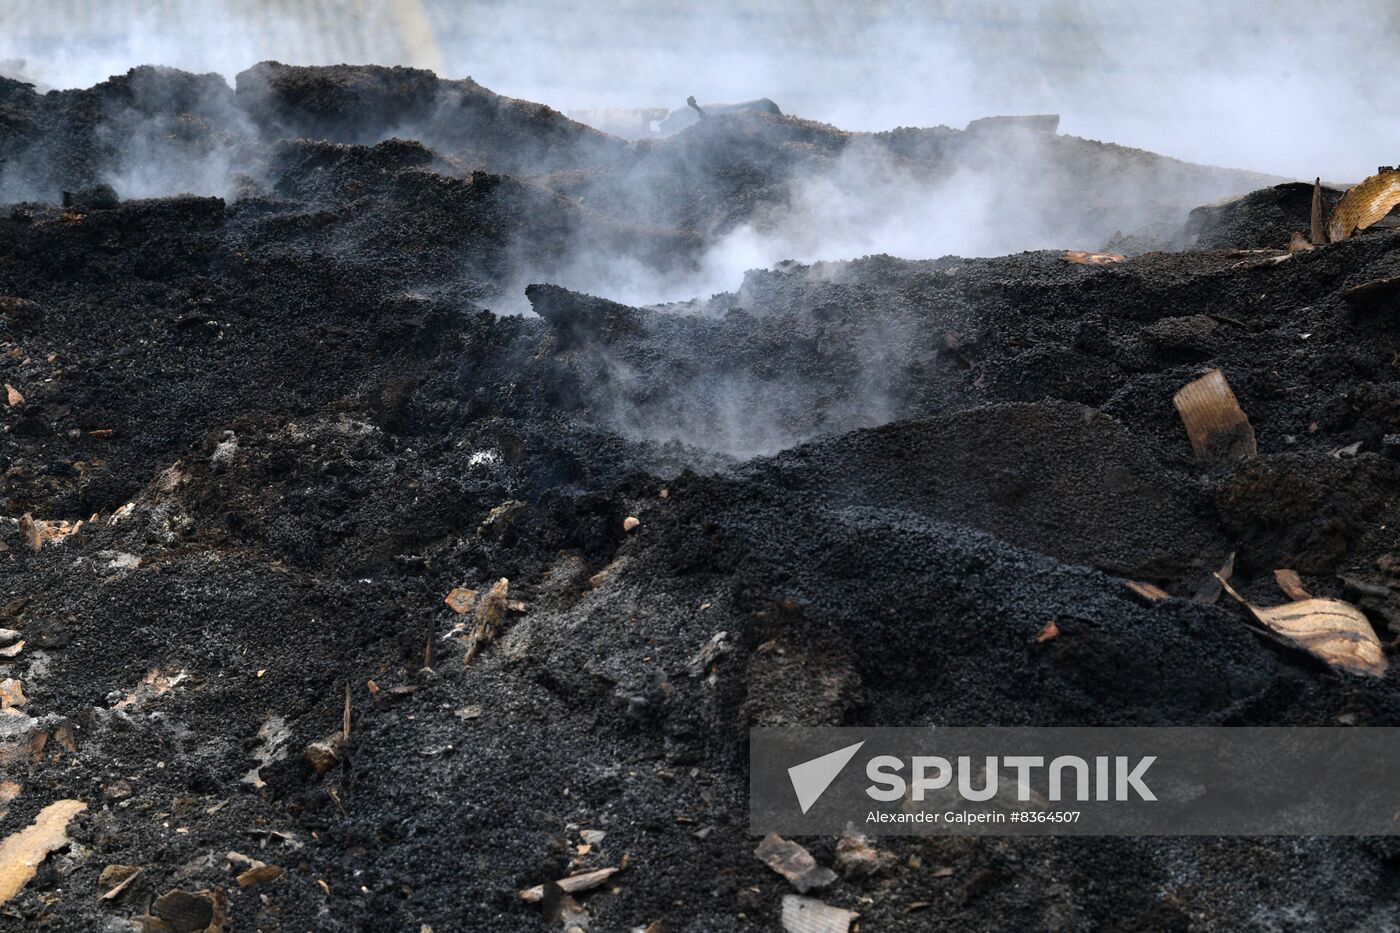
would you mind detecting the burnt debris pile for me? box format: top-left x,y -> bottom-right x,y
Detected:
2,63 -> 1400,930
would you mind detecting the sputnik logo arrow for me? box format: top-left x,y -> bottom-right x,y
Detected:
788,741 -> 865,814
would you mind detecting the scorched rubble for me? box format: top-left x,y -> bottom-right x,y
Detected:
1,62 -> 1399,931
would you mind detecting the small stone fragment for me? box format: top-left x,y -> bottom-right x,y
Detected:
477,500 -> 525,539
0,678 -> 23,710
103,779 -> 132,800
305,732 -> 344,774
464,577 -> 509,664
151,888 -> 226,933
444,587 -> 478,614
833,832 -> 887,879
686,631 -> 731,676
754,833 -> 838,893
99,864 -> 143,901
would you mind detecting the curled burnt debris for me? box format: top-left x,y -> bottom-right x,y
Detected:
1,63 -> 1400,930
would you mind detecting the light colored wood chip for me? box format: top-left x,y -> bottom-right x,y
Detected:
0,799 -> 87,904
16,515 -> 80,553
0,780 -> 18,819
237,864 -> 283,887
520,867 -> 620,903
1124,581 -> 1169,603
781,894 -> 858,933
1328,170 -> 1400,242
1273,569 -> 1313,602
18,514 -> 39,554
1173,369 -> 1256,461
1218,576 -> 1386,677
1063,251 -> 1125,265
1311,177 -> 1326,245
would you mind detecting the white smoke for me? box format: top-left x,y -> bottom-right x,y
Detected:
2,0 -> 1393,180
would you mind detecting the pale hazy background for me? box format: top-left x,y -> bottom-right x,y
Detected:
0,0 -> 1394,181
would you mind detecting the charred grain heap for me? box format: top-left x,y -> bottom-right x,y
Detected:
1,63 -> 1400,931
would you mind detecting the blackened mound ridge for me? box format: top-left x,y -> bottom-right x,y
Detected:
526,282 -> 648,347
2,61 -> 1280,248
747,402 -> 1229,579
1186,181 -> 1342,250
235,61 -> 627,174
2,64 -> 1400,932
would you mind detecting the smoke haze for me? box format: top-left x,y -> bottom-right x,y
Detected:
0,0 -> 1385,329
1,0 -> 1395,181
0,3 -> 1391,459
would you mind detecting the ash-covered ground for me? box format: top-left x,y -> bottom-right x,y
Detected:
2,64 -> 1400,932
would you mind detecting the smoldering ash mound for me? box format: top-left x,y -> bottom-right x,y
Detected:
2,63 -> 1400,931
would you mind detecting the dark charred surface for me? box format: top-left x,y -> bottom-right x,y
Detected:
1184,181 -> 1343,252
3,64 -> 1400,932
